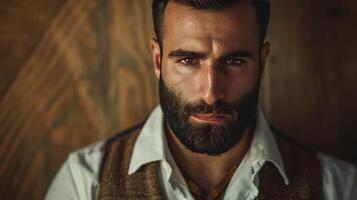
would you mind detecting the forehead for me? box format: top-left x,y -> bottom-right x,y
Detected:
162,0 -> 259,50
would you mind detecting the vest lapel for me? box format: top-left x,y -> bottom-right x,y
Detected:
98,127 -> 163,200
257,130 -> 323,200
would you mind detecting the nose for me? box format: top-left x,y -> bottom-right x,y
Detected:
198,65 -> 224,105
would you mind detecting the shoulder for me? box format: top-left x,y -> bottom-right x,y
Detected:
67,140 -> 107,180
270,127 -> 357,200
64,122 -> 145,177
317,153 -> 357,200
46,123 -> 146,200
62,122 -> 145,179
46,141 -> 106,200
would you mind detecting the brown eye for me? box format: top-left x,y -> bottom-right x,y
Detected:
180,57 -> 198,65
225,58 -> 245,66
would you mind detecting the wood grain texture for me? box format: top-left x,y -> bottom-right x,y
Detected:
261,0 -> 357,164
0,0 -> 356,199
0,0 -> 156,199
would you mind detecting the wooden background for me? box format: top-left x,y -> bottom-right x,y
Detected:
0,0 -> 356,199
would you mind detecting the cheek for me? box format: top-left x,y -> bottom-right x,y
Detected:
223,69 -> 259,101
162,61 -> 200,99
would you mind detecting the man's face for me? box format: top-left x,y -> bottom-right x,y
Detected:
151,0 -> 270,155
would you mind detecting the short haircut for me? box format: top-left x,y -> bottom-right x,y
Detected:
152,0 -> 271,46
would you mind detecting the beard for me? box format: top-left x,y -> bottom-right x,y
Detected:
159,75 -> 260,156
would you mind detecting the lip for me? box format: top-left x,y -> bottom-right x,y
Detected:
191,114 -> 229,124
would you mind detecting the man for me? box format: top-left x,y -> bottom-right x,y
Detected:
46,0 -> 357,199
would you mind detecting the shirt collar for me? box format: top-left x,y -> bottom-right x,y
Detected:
249,109 -> 289,185
128,105 -> 289,185
128,106 -> 165,175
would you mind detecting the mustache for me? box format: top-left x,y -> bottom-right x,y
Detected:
182,100 -> 239,120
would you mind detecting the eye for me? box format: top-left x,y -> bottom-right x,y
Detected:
179,57 -> 198,66
225,58 -> 245,66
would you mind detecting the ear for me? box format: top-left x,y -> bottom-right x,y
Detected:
260,42 -> 270,75
150,38 -> 162,80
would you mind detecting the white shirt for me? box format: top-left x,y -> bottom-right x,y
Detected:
46,105 -> 357,200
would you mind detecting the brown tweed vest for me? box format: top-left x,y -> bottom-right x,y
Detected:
98,124 -> 322,200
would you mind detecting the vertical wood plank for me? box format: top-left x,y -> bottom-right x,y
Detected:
261,0 -> 357,164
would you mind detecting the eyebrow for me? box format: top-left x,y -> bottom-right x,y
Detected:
168,49 -> 254,60
220,50 -> 254,59
168,49 -> 206,59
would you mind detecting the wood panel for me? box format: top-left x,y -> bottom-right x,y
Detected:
0,0 -> 356,199
0,0 -> 66,99
0,0 -> 156,199
261,0 -> 357,164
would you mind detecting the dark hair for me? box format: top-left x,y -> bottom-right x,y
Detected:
152,0 -> 271,46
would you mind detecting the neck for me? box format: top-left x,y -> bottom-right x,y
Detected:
166,122 -> 254,192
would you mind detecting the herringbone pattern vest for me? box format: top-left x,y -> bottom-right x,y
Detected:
98,124 -> 322,200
